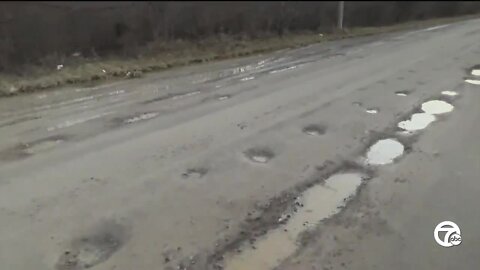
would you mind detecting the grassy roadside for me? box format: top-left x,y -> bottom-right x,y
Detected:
1,13 -> 479,97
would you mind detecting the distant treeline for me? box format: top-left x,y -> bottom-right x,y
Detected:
1,1 -> 480,72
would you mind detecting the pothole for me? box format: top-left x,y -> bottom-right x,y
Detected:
397,113 -> 436,132
441,91 -> 458,96
217,95 -> 231,101
365,108 -> 378,114
56,220 -> 128,270
244,148 -> 275,164
421,100 -> 454,114
182,167 -> 208,179
472,69 -> 480,76
465,79 -> 480,85
124,112 -> 158,124
302,124 -> 326,136
395,90 -> 410,96
365,138 -> 405,165
222,173 -> 364,270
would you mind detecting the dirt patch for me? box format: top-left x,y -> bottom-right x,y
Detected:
56,219 -> 130,270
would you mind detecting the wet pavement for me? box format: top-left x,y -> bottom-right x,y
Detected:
1,18 -> 480,270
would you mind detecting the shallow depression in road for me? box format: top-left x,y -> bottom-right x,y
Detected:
397,113 -> 436,132
223,173 -> 364,270
365,138 -> 405,165
302,124 -> 326,136
421,100 -> 454,114
244,148 -> 275,164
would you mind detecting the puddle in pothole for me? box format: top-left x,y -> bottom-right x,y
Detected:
465,79 -> 480,85
472,69 -> 480,76
441,91 -> 458,96
365,138 -> 405,165
397,113 -> 436,132
302,124 -> 326,136
365,108 -> 378,114
421,100 -> 454,114
218,95 -> 231,101
223,173 -> 363,270
244,148 -> 274,164
395,91 -> 409,96
124,112 -> 158,124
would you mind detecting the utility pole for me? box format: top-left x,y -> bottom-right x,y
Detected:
338,1 -> 344,30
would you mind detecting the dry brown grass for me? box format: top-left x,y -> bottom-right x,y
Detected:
1,14 -> 478,97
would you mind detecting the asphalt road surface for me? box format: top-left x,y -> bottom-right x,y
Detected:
1,18 -> 480,270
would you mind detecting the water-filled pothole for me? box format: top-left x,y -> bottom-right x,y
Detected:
441,91 -> 458,96
223,173 -> 363,270
472,69 -> 480,76
365,138 -> 405,165
302,124 -> 326,136
244,148 -> 275,164
365,108 -> 378,114
465,79 -> 480,85
395,90 -> 410,96
218,95 -> 231,101
397,113 -> 436,132
421,100 -> 454,114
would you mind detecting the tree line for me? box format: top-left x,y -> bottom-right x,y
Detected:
1,1 -> 479,73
